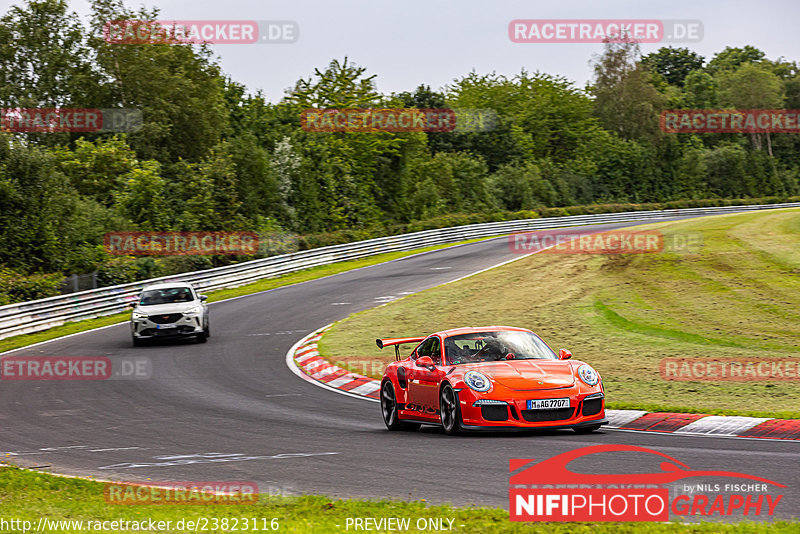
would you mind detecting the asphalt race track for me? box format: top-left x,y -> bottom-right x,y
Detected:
1,216 -> 798,519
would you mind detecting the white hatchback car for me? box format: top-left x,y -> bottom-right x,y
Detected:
130,283 -> 209,346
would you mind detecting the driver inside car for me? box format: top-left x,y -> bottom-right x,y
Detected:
445,339 -> 471,364
473,337 -> 508,361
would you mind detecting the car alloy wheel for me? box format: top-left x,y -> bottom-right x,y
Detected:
381,381 -> 399,429
440,384 -> 462,435
381,380 -> 419,431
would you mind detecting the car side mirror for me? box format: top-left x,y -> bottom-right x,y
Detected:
128,300 -> 138,308
415,356 -> 435,370
199,295 -> 208,301
558,349 -> 572,360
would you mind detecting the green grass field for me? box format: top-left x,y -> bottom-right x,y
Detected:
321,208 -> 800,418
0,465 -> 795,533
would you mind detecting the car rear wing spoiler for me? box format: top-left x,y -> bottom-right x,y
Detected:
376,336 -> 426,361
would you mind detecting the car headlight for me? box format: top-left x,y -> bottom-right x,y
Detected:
464,371 -> 492,392
132,311 -> 148,320
183,305 -> 203,315
577,364 -> 599,386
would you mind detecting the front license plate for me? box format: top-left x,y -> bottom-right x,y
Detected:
156,324 -> 176,330
527,398 -> 570,410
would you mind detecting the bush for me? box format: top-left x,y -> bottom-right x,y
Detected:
0,268 -> 63,306
96,257 -> 139,287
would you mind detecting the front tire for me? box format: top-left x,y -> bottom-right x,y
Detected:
132,336 -> 143,347
381,381 -> 419,431
440,384 -> 463,435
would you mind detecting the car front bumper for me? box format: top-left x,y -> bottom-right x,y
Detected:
131,315 -> 204,339
457,389 -> 607,430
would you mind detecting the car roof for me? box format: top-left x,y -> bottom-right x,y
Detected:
432,326 -> 533,338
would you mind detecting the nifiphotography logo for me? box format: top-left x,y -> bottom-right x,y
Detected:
509,444 -> 784,522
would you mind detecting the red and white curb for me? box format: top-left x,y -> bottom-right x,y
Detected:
287,329 -> 800,440
286,326 -> 380,403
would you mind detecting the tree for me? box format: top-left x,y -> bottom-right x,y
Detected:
641,47 -> 704,87
112,160 -> 169,230
270,136 -> 300,222
590,37 -> 667,143
445,70 -> 598,169
229,134 -> 283,222
285,58 -> 405,230
413,152 -> 490,214
703,145 -> 748,197
0,0 -> 98,109
682,70 -> 718,108
396,85 -> 446,109
707,46 -> 767,75
89,0 -> 229,163
0,134 -> 75,272
674,146 -> 708,198
287,57 -> 380,108
53,136 -> 140,205
489,162 -> 555,210
717,63 -> 785,155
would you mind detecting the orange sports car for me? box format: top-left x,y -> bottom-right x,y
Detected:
377,326 -> 607,435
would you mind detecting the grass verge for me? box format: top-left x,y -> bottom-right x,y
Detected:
320,209 -> 800,419
0,465 -> 795,533
0,238 -> 490,355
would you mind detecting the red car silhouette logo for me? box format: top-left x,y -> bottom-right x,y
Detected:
510,444 -> 785,487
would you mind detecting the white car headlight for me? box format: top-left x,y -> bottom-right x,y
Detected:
464,371 -> 492,392
132,311 -> 148,320
577,364 -> 599,386
183,305 -> 203,315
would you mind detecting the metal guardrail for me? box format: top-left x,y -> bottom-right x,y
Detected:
1,202 -> 798,341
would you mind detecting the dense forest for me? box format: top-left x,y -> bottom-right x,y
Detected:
1,0 -> 799,303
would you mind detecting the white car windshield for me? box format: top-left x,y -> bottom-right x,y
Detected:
139,287 -> 194,305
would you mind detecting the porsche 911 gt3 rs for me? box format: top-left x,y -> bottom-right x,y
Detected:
377,326 -> 607,435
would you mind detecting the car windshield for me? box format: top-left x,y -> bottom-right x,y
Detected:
444,331 -> 557,364
139,287 -> 194,305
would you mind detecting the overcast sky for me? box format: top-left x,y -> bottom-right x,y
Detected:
3,0 -> 799,102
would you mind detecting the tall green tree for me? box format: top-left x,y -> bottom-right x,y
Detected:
590,38 -> 667,144
89,0 -> 229,164
707,46 -> 766,74
53,136 -> 141,205
641,47 -> 705,87
0,0 -> 98,108
112,160 -> 169,230
0,135 -> 74,271
717,63 -> 785,155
